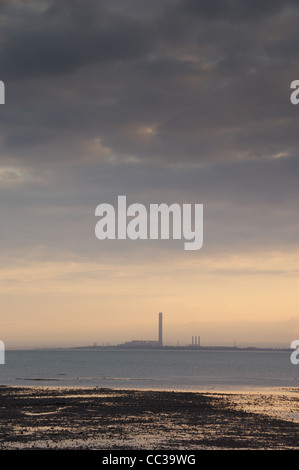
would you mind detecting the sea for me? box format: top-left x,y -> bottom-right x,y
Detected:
0,348 -> 298,392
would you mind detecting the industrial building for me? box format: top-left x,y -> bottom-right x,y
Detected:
119,312 -> 163,348
191,336 -> 200,347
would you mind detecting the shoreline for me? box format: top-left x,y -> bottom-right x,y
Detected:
0,385 -> 298,450
2,382 -> 299,393
2,381 -> 299,396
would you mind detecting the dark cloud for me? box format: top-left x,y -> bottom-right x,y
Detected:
0,0 -> 299,261
180,0 -> 298,21
0,0 -> 153,80
0,0 -> 297,166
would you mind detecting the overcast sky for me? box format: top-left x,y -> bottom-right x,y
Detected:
0,0 -> 299,348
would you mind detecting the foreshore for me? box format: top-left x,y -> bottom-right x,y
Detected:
0,385 -> 298,450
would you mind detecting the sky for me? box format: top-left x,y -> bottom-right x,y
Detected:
0,0 -> 299,348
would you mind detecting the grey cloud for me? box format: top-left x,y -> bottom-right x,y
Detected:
0,0 -> 299,262
180,0 -> 298,21
0,0 -> 153,81
0,0 -> 298,166
0,155 -> 299,263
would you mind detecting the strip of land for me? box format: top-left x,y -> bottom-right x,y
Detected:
0,386 -> 298,449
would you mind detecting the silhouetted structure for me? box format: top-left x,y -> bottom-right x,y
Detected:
118,312 -> 163,348
159,312 -> 163,346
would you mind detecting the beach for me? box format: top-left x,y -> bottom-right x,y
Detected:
0,386 -> 298,450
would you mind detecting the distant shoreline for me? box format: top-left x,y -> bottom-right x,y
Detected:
6,344 -> 294,352
8,345 -> 291,352
74,345 -> 292,351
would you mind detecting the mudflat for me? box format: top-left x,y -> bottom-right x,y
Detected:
0,386 -> 298,449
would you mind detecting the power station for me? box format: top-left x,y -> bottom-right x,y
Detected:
158,312 -> 163,346
191,335 -> 200,347
118,312 -> 201,349
120,312 -> 164,348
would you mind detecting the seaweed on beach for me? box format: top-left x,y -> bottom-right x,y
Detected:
0,386 -> 298,449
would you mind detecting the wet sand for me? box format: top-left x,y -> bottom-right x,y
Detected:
0,385 -> 298,450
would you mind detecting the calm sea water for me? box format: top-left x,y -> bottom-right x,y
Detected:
0,348 -> 298,391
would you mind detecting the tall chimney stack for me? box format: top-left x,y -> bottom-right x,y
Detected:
158,312 -> 163,346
